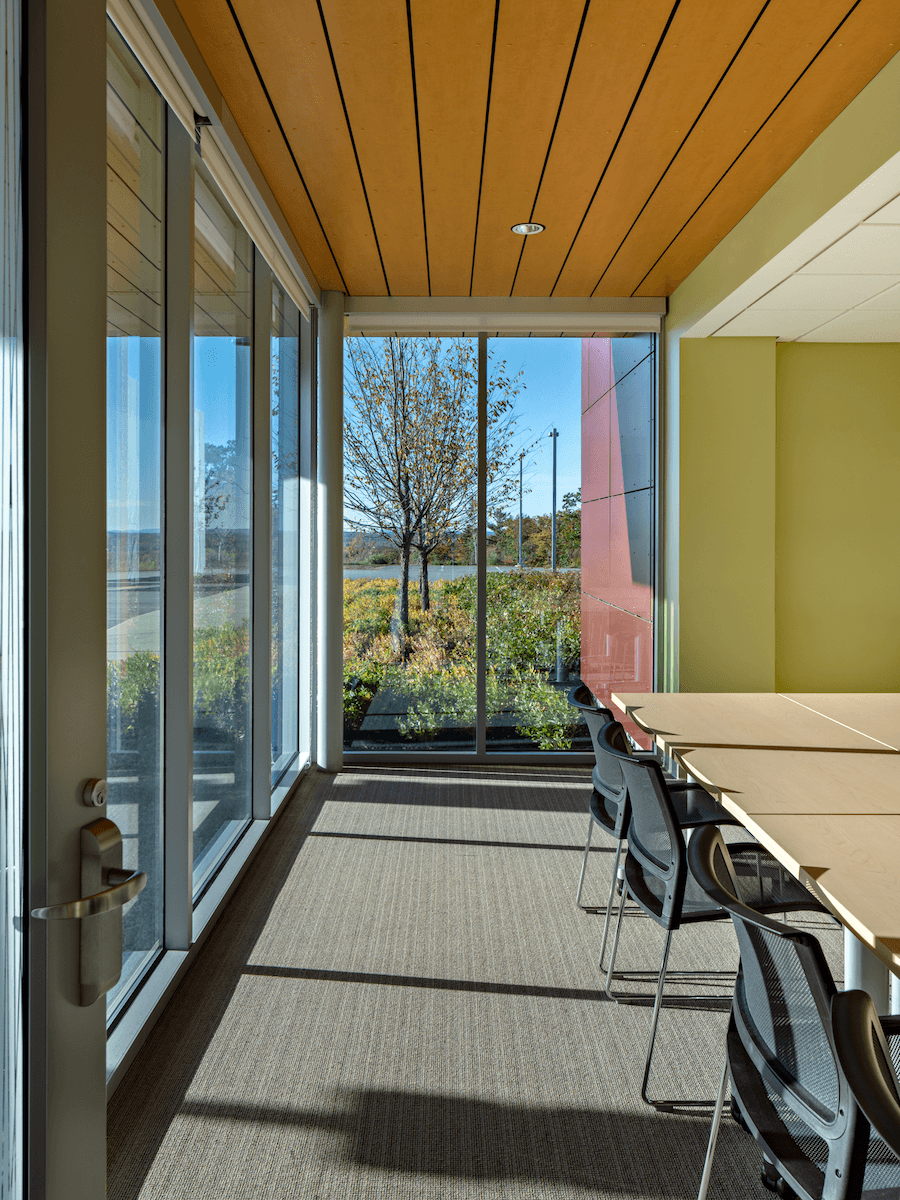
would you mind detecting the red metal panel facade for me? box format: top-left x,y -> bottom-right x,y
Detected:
581,337 -> 655,744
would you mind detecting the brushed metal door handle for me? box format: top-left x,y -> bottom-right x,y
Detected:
31,816 -> 147,1003
31,866 -> 146,921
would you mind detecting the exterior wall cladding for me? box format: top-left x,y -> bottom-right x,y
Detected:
580,336 -> 654,745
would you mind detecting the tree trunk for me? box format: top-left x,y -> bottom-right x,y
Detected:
391,541 -> 411,656
419,548 -> 431,612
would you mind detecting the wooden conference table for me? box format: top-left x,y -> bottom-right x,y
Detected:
610,692 -> 900,1006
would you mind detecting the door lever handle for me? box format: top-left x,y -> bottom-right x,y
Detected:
32,816 -> 146,1004
31,866 -> 146,920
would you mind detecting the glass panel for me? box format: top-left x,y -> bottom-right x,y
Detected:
0,0 -> 22,1188
342,336 -> 480,752
485,338 -> 588,752
192,160 -> 253,896
105,19 -> 164,1012
271,280 -> 299,785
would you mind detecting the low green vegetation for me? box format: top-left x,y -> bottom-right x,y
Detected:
108,620 -> 251,739
343,570 -> 583,750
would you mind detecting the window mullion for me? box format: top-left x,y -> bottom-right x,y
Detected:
163,109 -> 194,950
300,308 -> 317,767
476,334 -> 487,756
251,249 -> 272,818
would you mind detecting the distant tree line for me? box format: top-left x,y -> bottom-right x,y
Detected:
343,489 -> 581,572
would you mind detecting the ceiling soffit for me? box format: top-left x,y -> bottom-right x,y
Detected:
170,0 -> 900,300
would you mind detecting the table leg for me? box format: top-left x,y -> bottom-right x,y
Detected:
844,927 -> 890,1014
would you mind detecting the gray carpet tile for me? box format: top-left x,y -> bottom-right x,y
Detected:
107,765 -> 843,1200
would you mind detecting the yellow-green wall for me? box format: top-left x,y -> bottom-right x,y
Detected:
679,338 -> 776,691
662,51 -> 900,692
775,343 -> 900,691
677,338 -> 900,692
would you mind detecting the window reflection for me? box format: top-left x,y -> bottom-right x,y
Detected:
105,19 -> 164,1014
191,161 -> 253,897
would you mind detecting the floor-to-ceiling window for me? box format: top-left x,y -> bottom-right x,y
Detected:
342,336 -> 478,752
341,332 -> 654,759
0,0 -> 22,1190
104,14 -> 310,1066
105,19 -> 165,1016
191,159 -> 254,897
484,338 -> 586,753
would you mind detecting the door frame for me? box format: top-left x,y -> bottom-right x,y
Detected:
27,2 -> 109,1199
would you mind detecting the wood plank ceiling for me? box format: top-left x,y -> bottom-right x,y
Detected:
171,0 -> 900,298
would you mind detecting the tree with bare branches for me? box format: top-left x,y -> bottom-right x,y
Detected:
343,337 -> 526,648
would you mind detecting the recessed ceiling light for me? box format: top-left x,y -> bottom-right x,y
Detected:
511,222 -> 545,235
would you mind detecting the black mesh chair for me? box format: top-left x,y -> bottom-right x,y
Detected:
603,737 -> 828,1112
688,825 -> 874,1200
831,990 -> 900,1196
567,686 -> 740,984
567,685 -> 624,910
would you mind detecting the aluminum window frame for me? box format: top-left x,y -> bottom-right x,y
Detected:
105,20 -> 315,1087
340,326 -> 660,767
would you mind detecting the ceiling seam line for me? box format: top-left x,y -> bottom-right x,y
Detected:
707,262 -> 900,339
630,0 -> 866,296
406,0 -> 431,295
588,0 -> 774,298
222,0 -> 349,294
314,0 -> 391,296
509,0 -> 591,298
548,0 -> 683,298
469,0 -> 501,298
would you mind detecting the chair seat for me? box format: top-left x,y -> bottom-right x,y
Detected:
627,841 -> 826,929
589,775 -> 740,836
670,783 -> 741,829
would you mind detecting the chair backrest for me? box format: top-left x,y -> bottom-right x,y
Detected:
599,722 -> 685,913
567,683 -> 607,716
689,825 -> 861,1200
586,712 -> 630,809
832,989 -> 900,1163
566,686 -> 628,811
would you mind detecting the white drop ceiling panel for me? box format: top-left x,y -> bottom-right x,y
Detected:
717,309 -> 844,339
864,195 -> 900,223
796,308 -> 900,341
752,274 -> 900,310
798,225 -> 900,275
693,149 -> 900,341
854,281 -> 900,310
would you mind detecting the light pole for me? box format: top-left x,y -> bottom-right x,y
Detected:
549,427 -> 558,572
549,426 -> 565,682
518,451 -> 524,568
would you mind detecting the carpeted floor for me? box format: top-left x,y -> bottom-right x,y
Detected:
107,764 -> 841,1199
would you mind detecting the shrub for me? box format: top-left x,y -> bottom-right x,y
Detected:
344,569 -> 584,749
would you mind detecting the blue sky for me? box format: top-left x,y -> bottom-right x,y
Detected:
490,338 -> 582,517
343,336 -> 582,526
108,334 -> 583,531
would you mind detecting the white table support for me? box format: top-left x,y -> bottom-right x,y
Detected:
843,928 -> 890,1015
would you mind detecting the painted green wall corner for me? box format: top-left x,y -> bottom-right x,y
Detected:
679,338 -> 776,691
775,343 -> 900,692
